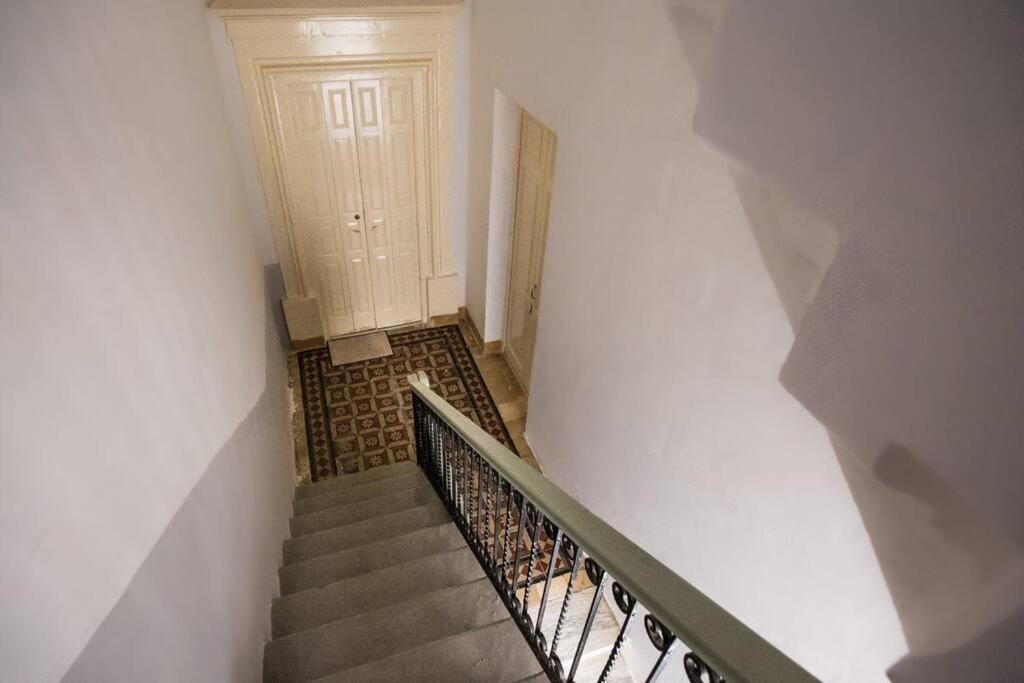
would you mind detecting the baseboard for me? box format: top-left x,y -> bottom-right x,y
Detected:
290,336 -> 325,353
430,313 -> 460,326
458,307 -> 502,356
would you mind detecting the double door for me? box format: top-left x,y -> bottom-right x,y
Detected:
271,69 -> 426,337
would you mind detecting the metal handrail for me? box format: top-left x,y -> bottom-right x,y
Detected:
407,370 -> 816,683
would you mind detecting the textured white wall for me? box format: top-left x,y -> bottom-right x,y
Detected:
696,2 -> 1024,675
481,90 -> 522,341
462,1 -> 905,679
206,10 -> 278,266
448,6 -> 472,306
0,1 -> 290,679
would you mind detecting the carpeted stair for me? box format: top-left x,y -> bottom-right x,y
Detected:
264,461 -> 544,681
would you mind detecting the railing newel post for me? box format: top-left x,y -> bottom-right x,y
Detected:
533,525 -> 562,652
473,451 -> 483,548
520,507 -> 545,626
508,493 -> 528,602
567,557 -> 608,682
500,481 -> 516,591
491,472 -> 503,568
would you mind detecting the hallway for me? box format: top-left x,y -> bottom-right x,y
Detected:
288,318 -> 541,485
6,0 -> 1022,680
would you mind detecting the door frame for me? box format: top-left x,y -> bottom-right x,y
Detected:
215,7 -> 461,341
262,61 -> 433,336
502,111 -> 557,394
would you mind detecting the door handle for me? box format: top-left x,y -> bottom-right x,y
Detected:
530,284 -> 538,300
371,218 -> 384,231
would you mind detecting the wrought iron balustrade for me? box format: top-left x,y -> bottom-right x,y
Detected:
407,371 -> 816,683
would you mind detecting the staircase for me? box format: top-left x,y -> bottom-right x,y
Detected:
264,372 -> 816,682
263,460 -> 546,682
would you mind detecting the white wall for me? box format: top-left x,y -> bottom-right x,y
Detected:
462,1 -> 905,679
0,1 -> 292,679
481,90 -> 522,341
448,6 -> 472,307
206,10 -> 278,266
695,2 -> 1024,676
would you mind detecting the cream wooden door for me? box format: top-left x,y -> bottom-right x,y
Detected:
504,112 -> 556,392
271,71 -> 424,338
351,78 -> 423,328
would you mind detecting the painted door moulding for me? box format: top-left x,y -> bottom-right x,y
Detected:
212,2 -> 462,340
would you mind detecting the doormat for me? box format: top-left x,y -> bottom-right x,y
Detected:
298,325 -> 518,481
328,331 -> 393,366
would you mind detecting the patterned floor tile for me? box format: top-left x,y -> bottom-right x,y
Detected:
298,325 -> 517,481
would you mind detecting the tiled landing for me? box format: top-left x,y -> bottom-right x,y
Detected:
287,319 -> 541,485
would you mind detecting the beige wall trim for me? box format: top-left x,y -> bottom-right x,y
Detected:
210,1 -> 462,19
458,305 -> 482,347
290,336 -> 326,352
429,312 -> 460,326
458,306 -> 500,355
215,6 -> 460,339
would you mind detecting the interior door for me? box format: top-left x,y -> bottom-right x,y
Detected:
504,112 -> 557,392
270,69 -> 425,338
275,77 -> 370,337
351,77 -> 423,328
321,81 -> 376,332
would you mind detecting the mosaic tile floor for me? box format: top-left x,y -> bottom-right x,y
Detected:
297,325 -> 517,482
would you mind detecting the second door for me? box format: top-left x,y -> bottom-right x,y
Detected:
505,111 -> 557,392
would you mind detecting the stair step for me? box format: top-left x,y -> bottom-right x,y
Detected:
312,619 -> 543,682
263,578 -> 509,681
283,499 -> 450,565
279,522 -> 465,595
290,483 -> 437,537
271,547 -> 484,637
293,471 -> 427,516
295,461 -> 419,500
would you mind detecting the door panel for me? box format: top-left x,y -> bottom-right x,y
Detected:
352,80 -> 398,326
276,79 -> 356,337
505,112 -> 556,392
381,78 -> 423,324
351,77 -> 422,328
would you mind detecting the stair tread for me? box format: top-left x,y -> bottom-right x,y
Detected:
311,619 -> 542,682
279,521 -> 465,595
282,499 -> 450,565
271,546 -> 484,637
263,578 -> 510,682
293,470 -> 429,515
295,461 -> 419,500
289,482 -> 437,537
